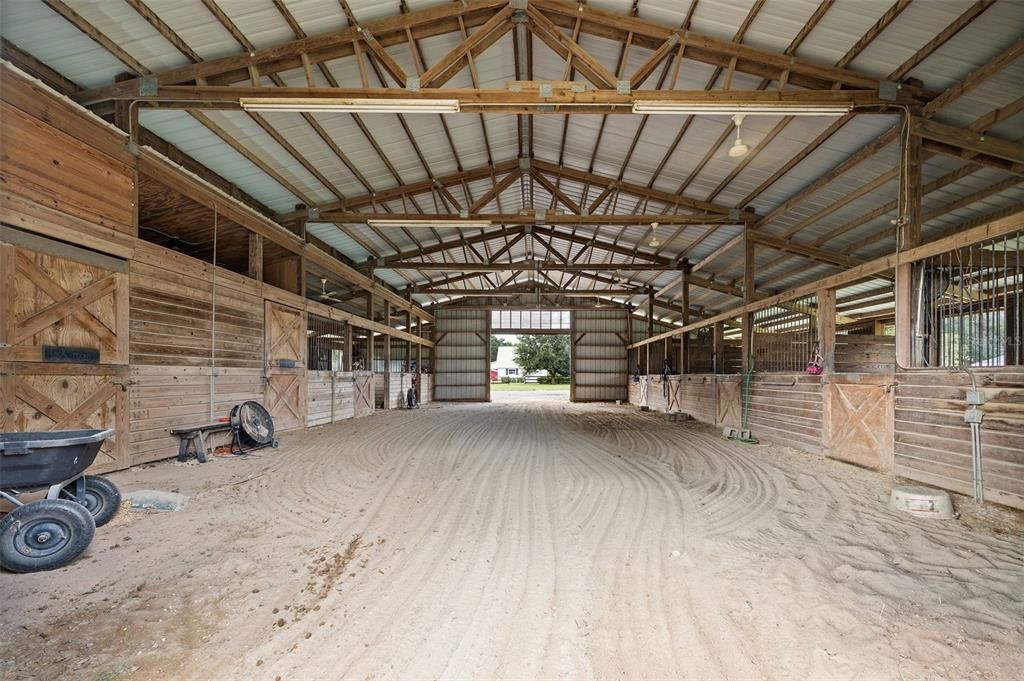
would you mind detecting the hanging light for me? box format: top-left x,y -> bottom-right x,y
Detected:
729,113 -> 750,158
649,221 -> 661,248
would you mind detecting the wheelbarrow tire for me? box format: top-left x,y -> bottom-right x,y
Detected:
64,475 -> 122,527
0,499 -> 96,573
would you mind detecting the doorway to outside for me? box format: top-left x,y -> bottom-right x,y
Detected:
490,310 -> 570,403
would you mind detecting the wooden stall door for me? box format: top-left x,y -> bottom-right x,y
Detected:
352,371 -> 374,417
264,300 -> 305,431
717,379 -> 742,428
0,235 -> 130,472
824,380 -> 894,471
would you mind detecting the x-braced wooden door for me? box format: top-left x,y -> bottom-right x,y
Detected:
0,232 -> 130,473
352,371 -> 374,417
264,300 -> 306,431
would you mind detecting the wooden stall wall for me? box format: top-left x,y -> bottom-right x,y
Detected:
306,371 -> 355,427
128,241 -> 266,466
678,374 -> 718,425
895,369 -> 1024,510
0,64 -> 136,258
743,374 -> 824,453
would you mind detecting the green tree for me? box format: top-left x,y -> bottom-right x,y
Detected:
490,335 -> 510,362
513,335 -> 570,377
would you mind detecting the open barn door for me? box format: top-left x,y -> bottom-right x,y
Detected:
571,310 -> 628,402
433,309 -> 490,402
0,229 -> 130,473
264,300 -> 306,430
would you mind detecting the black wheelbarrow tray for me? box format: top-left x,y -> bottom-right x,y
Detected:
0,429 -> 122,573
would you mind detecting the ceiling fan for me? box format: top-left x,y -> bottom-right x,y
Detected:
729,113 -> 750,158
317,278 -> 344,303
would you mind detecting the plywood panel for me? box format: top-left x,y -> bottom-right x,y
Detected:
3,363 -> 128,474
3,243 -> 128,365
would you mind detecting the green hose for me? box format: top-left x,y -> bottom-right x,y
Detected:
742,368 -> 753,432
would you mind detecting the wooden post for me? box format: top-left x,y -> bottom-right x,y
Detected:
247,232 -> 263,282
646,288 -> 654,375
416,317 -> 423,401
343,322 -> 353,372
741,222 -> 755,373
680,259 -> 690,375
365,293 -> 374,371
713,321 -> 725,374
896,114 -> 923,368
817,287 -> 836,375
382,300 -> 391,408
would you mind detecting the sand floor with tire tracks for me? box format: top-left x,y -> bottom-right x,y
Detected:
1,399 -> 1021,680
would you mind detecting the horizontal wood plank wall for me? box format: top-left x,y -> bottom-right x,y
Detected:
745,374 -> 824,453
835,335 -> 895,373
128,241 -> 267,465
306,371 -> 355,427
678,374 -> 718,424
628,373 -> 824,452
0,65 -> 136,250
895,369 -> 1024,510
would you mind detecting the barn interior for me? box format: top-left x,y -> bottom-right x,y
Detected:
0,0 -> 1022,678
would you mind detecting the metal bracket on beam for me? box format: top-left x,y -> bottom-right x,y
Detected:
535,209 -> 546,225
519,157 -> 531,171
878,80 -> 898,101
616,80 -> 631,95
123,141 -> 140,157
538,83 -> 553,98
523,225 -> 533,234
511,0 -> 528,9
729,208 -> 742,222
459,209 -> 469,219
406,76 -> 420,92
307,207 -> 320,220
666,33 -> 680,47
139,76 -> 158,97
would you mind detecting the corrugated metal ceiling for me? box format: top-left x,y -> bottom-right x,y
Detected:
1,0 -> 1020,319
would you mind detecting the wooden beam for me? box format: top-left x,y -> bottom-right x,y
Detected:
915,118 -> 1024,166
530,171 -> 582,215
748,232 -> 862,268
355,27 -> 408,87
320,212 -> 738,226
889,0 -> 995,81
470,169 -> 523,213
114,84 -> 914,113
526,5 -> 618,90
419,5 -> 515,88
385,262 -> 676,272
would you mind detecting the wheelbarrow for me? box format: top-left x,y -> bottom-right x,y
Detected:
0,429 -> 121,573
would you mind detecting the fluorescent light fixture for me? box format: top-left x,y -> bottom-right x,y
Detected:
632,102 -> 852,116
367,219 -> 492,229
239,98 -> 460,114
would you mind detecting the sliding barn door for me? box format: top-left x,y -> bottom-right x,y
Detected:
0,229 -> 129,473
433,309 -> 490,401
264,300 -> 306,431
571,310 -> 627,402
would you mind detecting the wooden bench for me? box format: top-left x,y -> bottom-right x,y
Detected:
171,421 -> 232,463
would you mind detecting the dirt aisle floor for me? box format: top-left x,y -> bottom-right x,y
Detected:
2,400 -> 1022,680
